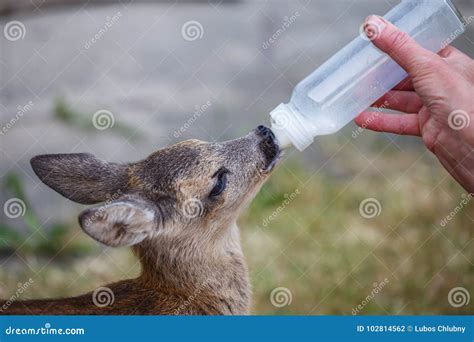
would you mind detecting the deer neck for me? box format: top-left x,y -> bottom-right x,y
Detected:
133,221 -> 251,313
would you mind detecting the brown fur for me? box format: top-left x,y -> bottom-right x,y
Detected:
1,127 -> 280,315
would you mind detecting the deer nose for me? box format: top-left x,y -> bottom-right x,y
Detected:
256,125 -> 275,141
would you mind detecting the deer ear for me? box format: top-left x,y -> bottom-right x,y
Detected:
78,195 -> 158,247
30,153 -> 128,204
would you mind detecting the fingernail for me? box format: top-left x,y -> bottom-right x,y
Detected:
364,15 -> 386,40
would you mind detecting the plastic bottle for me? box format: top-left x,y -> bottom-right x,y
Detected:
270,0 -> 466,151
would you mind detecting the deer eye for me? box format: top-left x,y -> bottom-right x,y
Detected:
209,169 -> 228,197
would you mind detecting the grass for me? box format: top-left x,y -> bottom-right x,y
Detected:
0,135 -> 472,315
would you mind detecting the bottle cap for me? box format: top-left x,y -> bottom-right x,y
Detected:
270,103 -> 314,151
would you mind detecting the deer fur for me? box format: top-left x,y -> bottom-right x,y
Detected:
1,126 -> 280,315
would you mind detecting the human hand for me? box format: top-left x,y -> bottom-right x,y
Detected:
355,15 -> 474,193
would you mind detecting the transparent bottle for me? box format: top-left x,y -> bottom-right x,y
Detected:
270,0 -> 466,151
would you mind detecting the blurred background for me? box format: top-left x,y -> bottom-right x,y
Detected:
0,0 -> 473,315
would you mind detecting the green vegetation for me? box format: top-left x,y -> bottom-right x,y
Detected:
54,98 -> 140,140
0,173 -> 92,258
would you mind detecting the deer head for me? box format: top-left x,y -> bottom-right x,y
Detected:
30,125 -> 280,255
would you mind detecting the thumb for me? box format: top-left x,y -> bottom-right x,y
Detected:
363,15 -> 443,76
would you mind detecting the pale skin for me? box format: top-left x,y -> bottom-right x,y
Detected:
356,15 -> 474,193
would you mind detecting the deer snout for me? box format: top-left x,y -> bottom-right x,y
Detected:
256,125 -> 275,141
254,125 -> 280,173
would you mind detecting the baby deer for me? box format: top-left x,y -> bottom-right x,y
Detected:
1,126 -> 280,315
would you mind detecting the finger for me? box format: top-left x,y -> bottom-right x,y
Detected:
392,76 -> 414,91
363,15 -> 443,75
385,47 -> 463,92
372,90 -> 423,113
439,45 -> 474,81
438,45 -> 469,61
439,45 -> 458,58
355,111 -> 420,136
